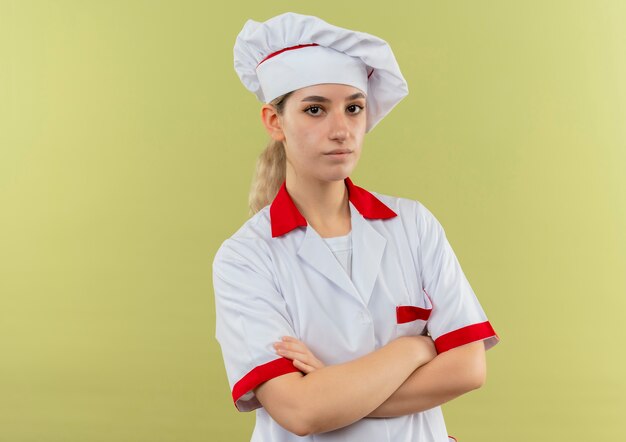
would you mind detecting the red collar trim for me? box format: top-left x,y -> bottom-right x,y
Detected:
269,177 -> 397,238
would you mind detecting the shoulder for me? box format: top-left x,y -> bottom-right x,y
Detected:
368,189 -> 441,229
212,205 -> 275,277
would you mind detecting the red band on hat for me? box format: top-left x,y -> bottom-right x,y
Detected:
257,43 -> 320,67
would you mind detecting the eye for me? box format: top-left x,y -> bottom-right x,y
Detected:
303,104 -> 364,117
304,105 -> 323,116
347,104 -> 364,114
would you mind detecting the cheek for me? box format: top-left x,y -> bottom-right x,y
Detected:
292,126 -> 321,150
285,118 -> 316,142
284,130 -> 319,162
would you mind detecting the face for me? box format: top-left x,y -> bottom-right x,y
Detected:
263,83 -> 367,183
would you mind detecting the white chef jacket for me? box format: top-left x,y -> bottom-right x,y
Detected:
323,231 -> 352,278
212,176 -> 499,442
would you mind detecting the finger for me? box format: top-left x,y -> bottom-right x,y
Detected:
308,358 -> 325,369
293,359 -> 315,374
277,349 -> 319,369
281,336 -> 300,343
278,343 -> 321,365
281,338 -> 305,349
294,353 -> 323,369
276,341 -> 306,353
276,348 -> 307,361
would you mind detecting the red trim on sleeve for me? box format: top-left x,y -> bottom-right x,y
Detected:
434,321 -> 498,353
396,305 -> 432,323
232,357 -> 301,410
448,436 -> 458,442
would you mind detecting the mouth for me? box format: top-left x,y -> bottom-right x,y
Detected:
325,149 -> 353,155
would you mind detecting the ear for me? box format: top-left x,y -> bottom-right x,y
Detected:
260,104 -> 286,142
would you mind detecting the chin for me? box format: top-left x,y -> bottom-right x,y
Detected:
324,168 -> 356,182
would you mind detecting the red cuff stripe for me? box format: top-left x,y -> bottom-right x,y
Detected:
232,357 -> 301,409
396,305 -> 432,323
434,321 -> 498,353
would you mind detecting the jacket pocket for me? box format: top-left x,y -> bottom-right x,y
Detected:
395,289 -> 433,337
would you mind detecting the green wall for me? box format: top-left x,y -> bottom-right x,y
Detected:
1,1 -> 625,441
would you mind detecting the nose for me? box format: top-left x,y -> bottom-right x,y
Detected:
328,110 -> 349,142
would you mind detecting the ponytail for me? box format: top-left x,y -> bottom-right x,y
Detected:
248,91 -> 293,215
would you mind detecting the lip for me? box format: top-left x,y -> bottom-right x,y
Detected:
325,149 -> 353,155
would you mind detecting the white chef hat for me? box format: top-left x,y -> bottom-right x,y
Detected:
233,12 -> 409,133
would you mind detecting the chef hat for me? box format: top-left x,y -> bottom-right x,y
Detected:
233,12 -> 408,133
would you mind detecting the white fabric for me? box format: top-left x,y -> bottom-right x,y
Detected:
256,45 -> 369,108
322,230 -> 353,279
233,11 -> 409,133
212,191 -> 498,442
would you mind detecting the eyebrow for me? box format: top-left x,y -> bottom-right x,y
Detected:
300,92 -> 366,103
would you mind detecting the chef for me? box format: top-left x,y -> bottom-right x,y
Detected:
213,11 -> 500,442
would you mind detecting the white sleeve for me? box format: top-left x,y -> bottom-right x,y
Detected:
212,238 -> 301,412
416,203 -> 500,353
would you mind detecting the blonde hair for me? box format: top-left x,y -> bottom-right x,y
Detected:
248,91 -> 293,215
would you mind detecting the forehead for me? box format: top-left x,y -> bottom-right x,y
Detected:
290,83 -> 366,101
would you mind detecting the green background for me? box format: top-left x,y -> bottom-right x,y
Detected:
1,1 -> 625,441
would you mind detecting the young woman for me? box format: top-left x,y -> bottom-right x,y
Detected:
213,12 -> 500,442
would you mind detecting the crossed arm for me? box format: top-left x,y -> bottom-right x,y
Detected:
367,339 -> 485,417
254,335 -> 486,436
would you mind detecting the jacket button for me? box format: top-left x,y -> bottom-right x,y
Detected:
360,310 -> 371,323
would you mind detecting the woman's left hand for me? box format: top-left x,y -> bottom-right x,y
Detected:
273,336 -> 326,374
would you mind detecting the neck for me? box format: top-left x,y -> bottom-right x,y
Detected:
285,169 -> 351,236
